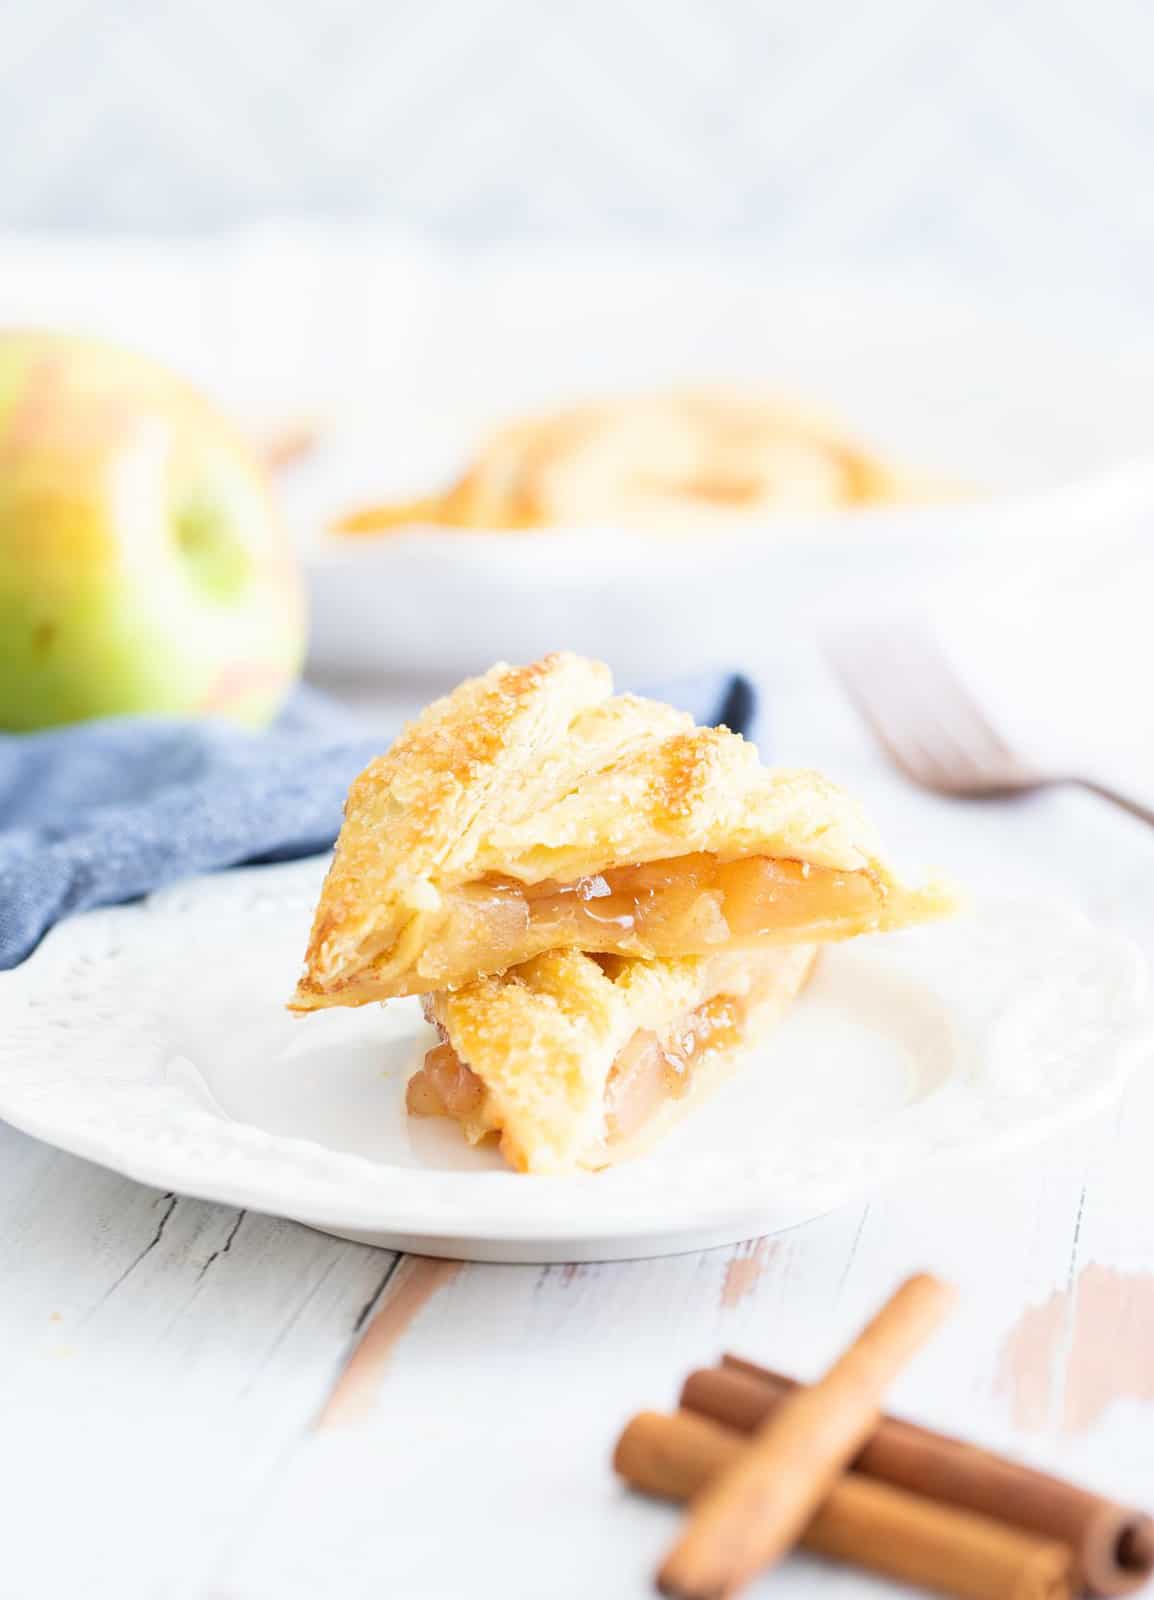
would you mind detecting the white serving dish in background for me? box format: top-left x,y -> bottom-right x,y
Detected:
290,276 -> 1154,686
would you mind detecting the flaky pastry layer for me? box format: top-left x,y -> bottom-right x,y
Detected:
416,944 -> 818,1174
292,653 -> 954,1009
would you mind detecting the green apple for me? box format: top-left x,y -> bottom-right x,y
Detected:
0,330 -> 306,729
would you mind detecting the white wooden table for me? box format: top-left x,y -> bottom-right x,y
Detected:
3,648 -> 1153,1600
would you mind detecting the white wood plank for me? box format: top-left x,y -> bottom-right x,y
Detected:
0,1133 -> 398,1600
213,1093 -> 1151,1598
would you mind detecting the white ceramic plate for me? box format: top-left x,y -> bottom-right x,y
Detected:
1,858 -> 1149,1262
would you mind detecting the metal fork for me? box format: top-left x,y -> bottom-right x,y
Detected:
826,625 -> 1154,830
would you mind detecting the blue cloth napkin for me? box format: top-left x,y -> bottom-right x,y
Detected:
0,672 -> 759,970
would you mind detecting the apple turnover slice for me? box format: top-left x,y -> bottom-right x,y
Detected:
291,653 -> 955,1010
410,944 -> 818,1174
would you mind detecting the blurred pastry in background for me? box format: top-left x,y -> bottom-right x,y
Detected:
334,387 -> 953,536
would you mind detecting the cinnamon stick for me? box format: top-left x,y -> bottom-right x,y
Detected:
677,1358 -> 1153,1598
617,1410 -> 1072,1600
657,1272 -> 957,1599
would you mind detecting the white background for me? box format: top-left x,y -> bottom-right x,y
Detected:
2,0 -> 1153,319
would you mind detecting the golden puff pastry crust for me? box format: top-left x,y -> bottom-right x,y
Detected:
291,653 -> 954,1010
416,943 -> 819,1175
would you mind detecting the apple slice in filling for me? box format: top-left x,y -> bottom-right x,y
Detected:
408,944 -> 817,1173
412,851 -> 947,992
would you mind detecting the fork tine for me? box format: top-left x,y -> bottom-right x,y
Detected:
884,625 -> 1018,769
871,629 -> 1004,781
825,631 -> 960,791
825,624 -> 1023,794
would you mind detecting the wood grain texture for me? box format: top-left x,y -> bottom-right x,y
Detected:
316,1256 -> 461,1428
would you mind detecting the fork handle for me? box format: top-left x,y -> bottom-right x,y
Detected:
1071,777 -> 1154,832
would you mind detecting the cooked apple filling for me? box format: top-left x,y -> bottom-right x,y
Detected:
408,991 -> 748,1157
406,1039 -> 490,1125
417,852 -> 891,988
412,942 -> 819,1173
601,993 -> 745,1148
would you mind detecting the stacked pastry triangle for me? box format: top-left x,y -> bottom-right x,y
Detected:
292,654 -> 955,1174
